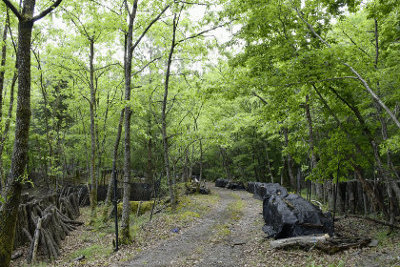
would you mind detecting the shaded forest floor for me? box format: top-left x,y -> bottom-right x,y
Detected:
12,184 -> 400,267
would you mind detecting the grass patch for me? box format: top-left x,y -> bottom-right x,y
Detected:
210,223 -> 231,243
69,244 -> 113,261
227,199 -> 244,221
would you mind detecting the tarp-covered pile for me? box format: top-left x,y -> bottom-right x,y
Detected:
247,182 -> 333,239
215,178 -> 245,190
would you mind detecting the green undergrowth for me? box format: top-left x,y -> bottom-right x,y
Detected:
227,196 -> 245,221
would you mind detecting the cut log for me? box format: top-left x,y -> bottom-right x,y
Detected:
27,217 -> 42,264
270,234 -> 328,249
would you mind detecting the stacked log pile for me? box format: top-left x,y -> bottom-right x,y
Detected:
14,189 -> 82,263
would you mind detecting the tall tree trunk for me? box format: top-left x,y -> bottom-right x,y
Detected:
0,2 -> 35,264
162,12 -> 177,209
121,0 -> 138,244
0,0 -> 63,264
88,39 -> 97,221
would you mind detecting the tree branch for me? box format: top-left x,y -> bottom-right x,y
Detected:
294,5 -> 400,130
265,77 -> 358,88
131,4 -> 170,53
294,6 -> 331,48
252,91 -> 268,105
175,20 -> 233,46
132,56 -> 161,76
32,0 -> 63,22
1,0 -> 22,20
343,63 -> 400,129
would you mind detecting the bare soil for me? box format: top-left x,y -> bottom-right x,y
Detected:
117,186 -> 260,267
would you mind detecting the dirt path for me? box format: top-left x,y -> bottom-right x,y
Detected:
120,185 -> 264,267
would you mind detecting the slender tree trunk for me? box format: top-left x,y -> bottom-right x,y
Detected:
121,0 -> 138,244
103,109 -> 124,221
161,13 -> 177,209
283,128 -> 295,190
0,71 -> 16,197
199,139 -> 203,181
304,94 -> 322,198
0,11 -> 9,195
219,146 -> 231,180
88,39 -> 97,221
146,115 -> 153,184
32,50 -> 52,188
0,11 -> 8,121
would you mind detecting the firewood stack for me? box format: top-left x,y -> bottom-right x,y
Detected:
13,189 -> 83,263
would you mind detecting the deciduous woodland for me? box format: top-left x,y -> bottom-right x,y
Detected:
0,0 -> 400,266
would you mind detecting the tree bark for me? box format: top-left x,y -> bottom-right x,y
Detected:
304,94 -> 322,198
0,11 -> 9,121
88,39 -> 97,221
0,1 -> 62,265
121,0 -> 138,244
283,128 -> 295,190
162,12 -> 177,209
102,109 -> 124,221
264,142 -> 274,183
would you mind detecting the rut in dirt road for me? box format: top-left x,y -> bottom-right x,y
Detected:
120,186 -> 264,267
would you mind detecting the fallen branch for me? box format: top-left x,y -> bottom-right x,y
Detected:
270,234 -> 372,254
270,234 -> 328,249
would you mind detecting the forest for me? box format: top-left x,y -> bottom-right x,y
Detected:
0,0 -> 400,266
